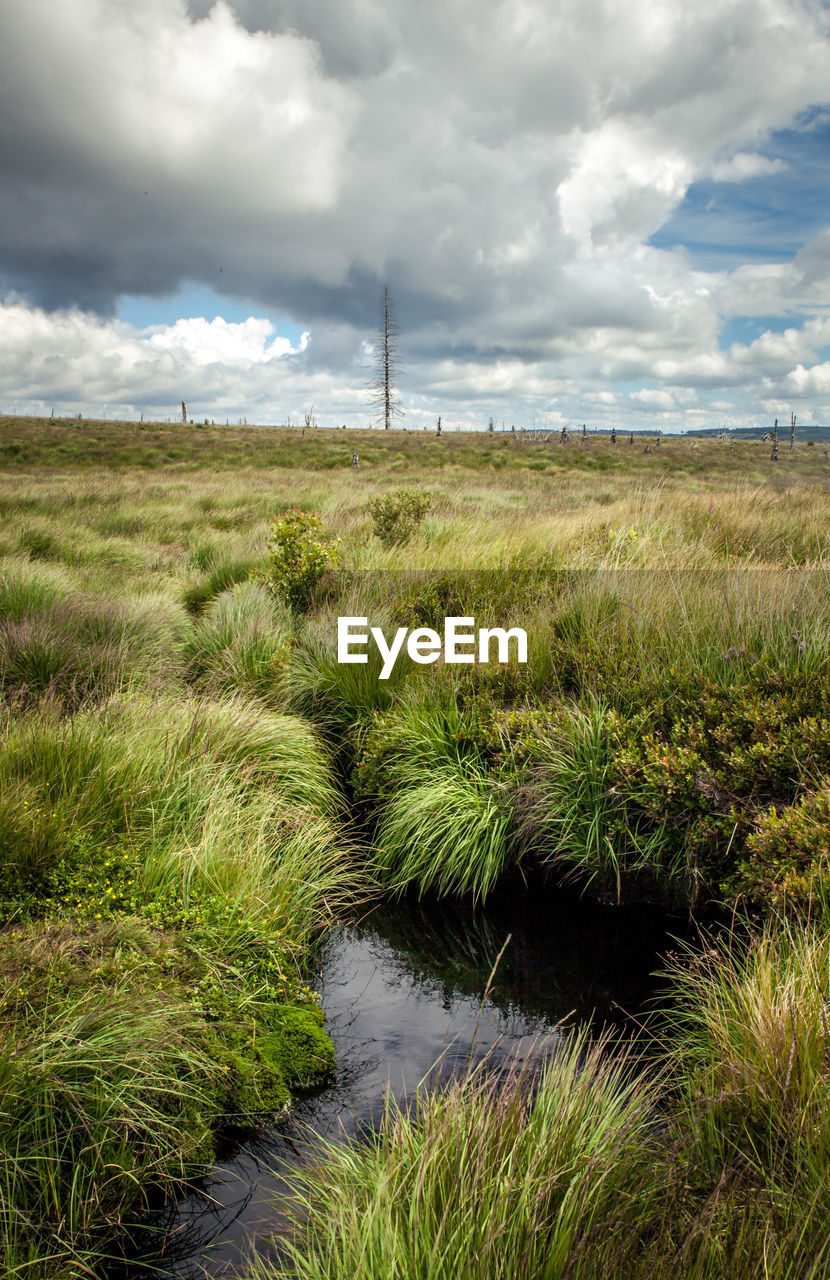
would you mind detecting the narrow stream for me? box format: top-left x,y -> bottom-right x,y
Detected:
130,882 -> 691,1278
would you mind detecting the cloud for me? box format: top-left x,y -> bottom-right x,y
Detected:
783,361 -> 830,395
1,0 -> 830,427
708,151 -> 788,181
0,297 -> 320,418
145,316 -> 308,366
631,388 -> 679,411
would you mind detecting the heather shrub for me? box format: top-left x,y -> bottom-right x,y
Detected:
367,487 -> 431,547
262,510 -> 339,611
731,786 -> 830,910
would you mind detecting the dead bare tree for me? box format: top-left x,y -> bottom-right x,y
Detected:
790,411 -> 796,451
368,286 -> 404,430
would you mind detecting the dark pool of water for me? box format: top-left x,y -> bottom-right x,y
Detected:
124,883 -> 692,1278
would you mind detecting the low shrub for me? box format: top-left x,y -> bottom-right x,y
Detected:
731,785 -> 830,910
367,487 -> 431,547
261,510 -> 339,611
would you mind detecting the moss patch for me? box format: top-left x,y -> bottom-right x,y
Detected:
261,1003 -> 336,1090
210,1002 -> 335,1123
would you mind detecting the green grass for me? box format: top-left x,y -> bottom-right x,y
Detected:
185,580 -> 292,702
245,922 -> 830,1280
374,767 -> 513,899
0,687 -> 357,1273
664,924 -> 830,1181
249,1028 -> 665,1280
514,697 -> 673,901
0,982 -> 218,1273
2,415 -> 830,1273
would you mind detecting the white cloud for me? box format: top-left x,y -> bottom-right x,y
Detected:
558,124 -> 693,247
708,151 -> 787,181
0,0 -> 830,428
145,316 -> 308,365
0,298 -> 320,419
783,361 -> 830,395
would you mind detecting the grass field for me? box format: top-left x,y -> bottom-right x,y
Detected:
1,415 -> 829,1277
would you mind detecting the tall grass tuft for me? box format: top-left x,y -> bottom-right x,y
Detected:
245,1029 -> 664,1280
638,923 -> 830,1277
516,698 -> 672,900
182,550 -> 263,614
283,627 -> 404,742
664,924 -> 830,1179
185,580 -> 292,703
0,570 -> 188,709
364,690 -> 513,898
0,982 -> 219,1270
0,695 -> 347,900
373,766 -> 512,899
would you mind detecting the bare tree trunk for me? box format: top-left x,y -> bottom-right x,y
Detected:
369,286 -> 404,430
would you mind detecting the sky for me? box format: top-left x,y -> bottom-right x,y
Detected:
1,0 -> 830,432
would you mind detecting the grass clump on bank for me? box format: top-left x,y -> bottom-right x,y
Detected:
252,1029 -> 664,1280
0,691 -> 355,1274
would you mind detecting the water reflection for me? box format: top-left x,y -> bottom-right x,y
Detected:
122,883 -> 689,1278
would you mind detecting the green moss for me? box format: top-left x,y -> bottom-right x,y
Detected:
208,1002 -> 334,1122
260,1003 -> 335,1090
214,1040 -> 291,1119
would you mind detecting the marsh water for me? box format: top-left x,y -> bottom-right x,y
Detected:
130,881 -> 690,1278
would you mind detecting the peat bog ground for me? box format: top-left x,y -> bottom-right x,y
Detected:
2,416 -> 830,1278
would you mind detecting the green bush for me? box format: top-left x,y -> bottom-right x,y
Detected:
367,487 -> 431,547
262,510 -> 339,611
608,677 -> 830,900
731,786 -> 830,910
